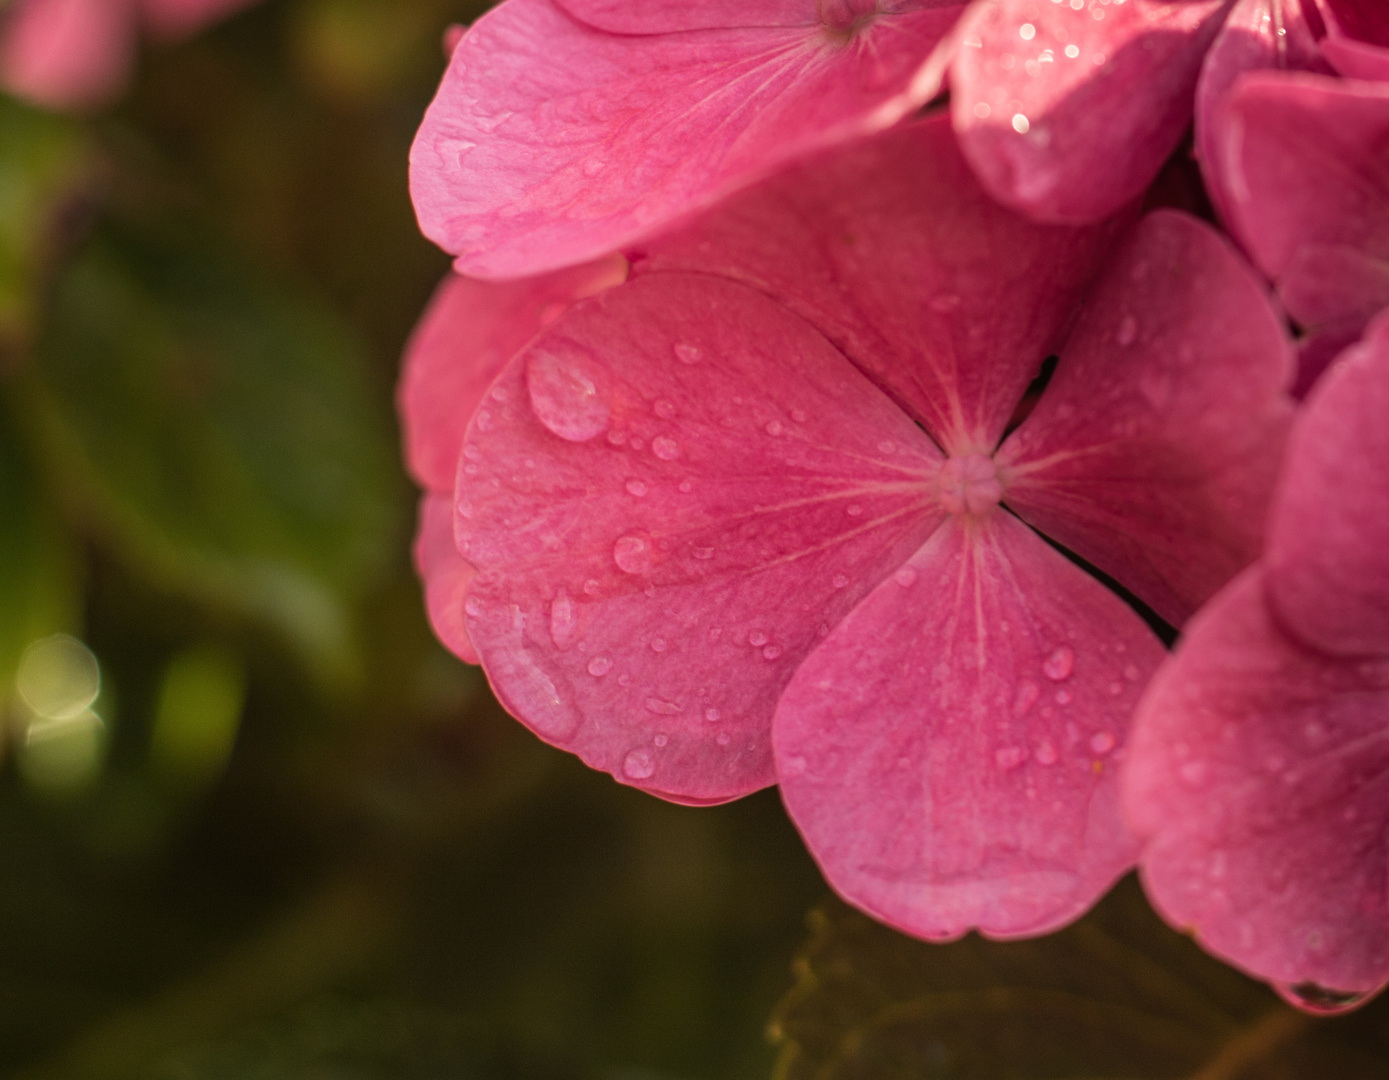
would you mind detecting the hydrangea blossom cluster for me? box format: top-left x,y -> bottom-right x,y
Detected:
0,0 -> 260,109
403,0 -> 1389,1008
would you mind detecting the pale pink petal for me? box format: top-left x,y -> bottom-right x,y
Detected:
139,0 -> 259,40
1195,0 -> 1331,228
1125,568 -> 1389,1001
638,115 -> 1123,456
1218,72 -> 1389,332
409,0 -> 963,279
950,0 -> 1231,223
0,0 -> 137,109
997,211 -> 1293,627
775,511 -> 1162,940
413,493 -> 478,665
1317,0 -> 1389,81
456,273 -> 946,803
1266,312 -> 1389,657
554,0 -> 818,32
398,257 -> 628,493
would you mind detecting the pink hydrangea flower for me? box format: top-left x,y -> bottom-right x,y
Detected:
0,0 -> 260,109
406,113 -> 1294,939
1124,311 -> 1389,1013
408,0 -> 967,279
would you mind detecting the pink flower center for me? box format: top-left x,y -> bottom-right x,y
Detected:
818,0 -> 879,34
937,453 -> 1003,517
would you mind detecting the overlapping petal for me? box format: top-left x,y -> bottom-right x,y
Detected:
409,0 -> 964,279
413,492 -> 478,665
1317,0 -> 1389,81
1266,312 -> 1389,656
0,0 -> 136,109
1125,569 -> 1389,1001
1216,73 -> 1389,335
397,257 -> 628,493
997,210 -> 1293,627
950,0 -> 1233,223
637,115 -> 1123,456
456,272 -> 945,802
776,511 -> 1164,940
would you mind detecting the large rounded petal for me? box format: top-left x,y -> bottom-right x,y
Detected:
775,511 -> 1163,940
457,273 -> 946,803
638,115 -> 1124,456
0,0 -> 137,109
413,493 -> 478,665
397,258 -> 627,493
950,0 -> 1232,223
1125,568 -> 1389,1001
409,0 -> 963,279
1217,72 -> 1389,333
997,211 -> 1293,628
1266,312 -> 1389,657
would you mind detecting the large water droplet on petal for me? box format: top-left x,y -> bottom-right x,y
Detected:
549,589 -> 578,649
587,656 -> 612,677
1042,646 -> 1074,681
673,342 -> 702,364
527,348 -> 610,441
613,533 -> 653,574
623,748 -> 656,779
651,436 -> 680,461
1276,981 -> 1379,1016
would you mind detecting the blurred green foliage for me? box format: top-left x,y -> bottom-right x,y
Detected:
1,3 -> 1388,1080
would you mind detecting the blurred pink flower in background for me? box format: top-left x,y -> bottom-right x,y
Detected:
0,0 -> 260,109
1125,312 -> 1389,1012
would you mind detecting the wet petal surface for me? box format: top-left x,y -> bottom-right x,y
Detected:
413,492 -> 478,665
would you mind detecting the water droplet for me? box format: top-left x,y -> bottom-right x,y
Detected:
846,505 -> 863,517
549,589 -> 578,648
587,656 -> 612,677
673,342 -> 702,364
652,436 -> 680,460
527,349 -> 611,441
464,596 -> 483,617
1042,646 -> 1074,681
1013,680 -> 1040,717
1055,689 -> 1072,705
995,746 -> 1025,769
623,748 -> 656,779
1019,22 -> 1035,39
606,430 -> 626,446
878,440 -> 896,454
617,674 -> 631,687
1064,43 -> 1080,57
625,479 -> 648,497
1117,314 -> 1138,346
645,698 -> 681,716
763,645 -> 782,660
832,574 -> 849,589
893,568 -> 917,587
629,437 -> 644,451
716,732 -> 731,746
765,420 -> 785,437
678,480 -> 693,494
1276,982 -> 1375,1016
653,733 -> 668,747
613,533 -> 653,574
704,707 -> 721,722
692,546 -> 714,560
582,579 -> 601,597
650,638 -> 667,653
653,399 -> 676,419
1034,741 -> 1058,765
749,631 -> 768,647
1090,731 -> 1115,754
1011,113 -> 1031,134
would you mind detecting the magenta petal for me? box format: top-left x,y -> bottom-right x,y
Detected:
775,512 -> 1161,940
554,0 -> 818,32
409,0 -> 962,278
997,211 -> 1293,627
0,0 -> 137,109
1124,568 -> 1389,999
398,259 -> 627,493
413,493 -> 478,665
1319,0 -> 1389,81
950,0 -> 1231,223
1266,312 -> 1389,657
639,115 -> 1123,456
457,273 -> 945,802
1219,72 -> 1389,333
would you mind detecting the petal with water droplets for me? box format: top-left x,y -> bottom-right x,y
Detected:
1124,568 -> 1389,1002
997,210 -> 1293,627
775,511 -> 1163,941
409,0 -> 963,278
638,115 -> 1122,456
412,493 -> 478,664
458,272 -> 945,803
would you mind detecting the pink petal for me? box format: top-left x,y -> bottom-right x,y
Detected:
1266,311 -> 1389,657
0,0 -> 137,109
1195,0 -> 1331,229
1124,567 -> 1389,1000
413,492 -> 478,665
997,210 -> 1293,628
949,0 -> 1231,223
1218,72 -> 1389,333
398,258 -> 628,493
409,0 -> 963,278
456,272 -> 946,803
638,115 -> 1124,456
1318,0 -> 1389,81
139,0 -> 259,40
554,0 -> 819,32
775,511 -> 1162,941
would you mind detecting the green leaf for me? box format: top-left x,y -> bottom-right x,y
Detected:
25,222 -> 400,684
769,877 -> 1389,1080
0,96 -> 94,357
